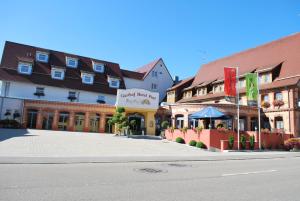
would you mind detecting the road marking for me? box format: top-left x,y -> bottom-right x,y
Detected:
222,169 -> 277,177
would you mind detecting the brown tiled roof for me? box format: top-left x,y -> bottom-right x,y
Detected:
121,69 -> 145,80
135,58 -> 161,79
167,76 -> 194,91
179,76 -> 300,103
0,41 -> 126,95
192,33 -> 300,87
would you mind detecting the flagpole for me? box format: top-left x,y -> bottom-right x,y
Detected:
257,72 -> 261,150
236,67 -> 240,150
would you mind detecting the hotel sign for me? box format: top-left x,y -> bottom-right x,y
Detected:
116,89 -> 159,110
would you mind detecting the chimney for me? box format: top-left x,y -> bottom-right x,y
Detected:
174,76 -> 179,84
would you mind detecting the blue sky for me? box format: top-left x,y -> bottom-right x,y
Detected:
0,0 -> 299,79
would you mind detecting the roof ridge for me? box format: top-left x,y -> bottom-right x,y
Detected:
201,32 -> 300,67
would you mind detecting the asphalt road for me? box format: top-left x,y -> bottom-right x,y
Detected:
0,157 -> 299,201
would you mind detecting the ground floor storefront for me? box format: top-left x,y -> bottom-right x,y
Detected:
23,100 -> 115,133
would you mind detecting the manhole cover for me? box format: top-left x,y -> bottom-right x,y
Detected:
135,168 -> 167,174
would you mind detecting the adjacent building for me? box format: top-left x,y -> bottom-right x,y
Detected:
166,33 -> 300,137
0,41 -> 174,134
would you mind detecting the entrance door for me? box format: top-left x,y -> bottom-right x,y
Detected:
105,116 -> 113,133
27,109 -> 38,128
58,112 -> 69,131
75,113 -> 85,131
89,114 -> 100,132
128,113 -> 145,135
42,112 -> 53,130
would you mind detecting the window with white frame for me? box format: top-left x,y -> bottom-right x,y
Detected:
92,62 -> 105,73
36,51 -> 49,62
66,57 -> 78,68
108,77 -> 120,88
18,62 -> 32,75
81,73 -> 94,84
51,68 -> 65,80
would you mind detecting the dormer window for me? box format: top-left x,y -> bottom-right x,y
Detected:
36,51 -> 49,63
81,73 -> 94,84
92,62 -> 105,73
51,68 -> 65,80
18,62 -> 32,75
66,57 -> 78,68
108,77 -> 120,88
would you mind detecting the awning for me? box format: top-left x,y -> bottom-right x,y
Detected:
189,106 -> 225,119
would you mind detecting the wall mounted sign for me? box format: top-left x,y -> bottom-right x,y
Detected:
116,89 -> 159,110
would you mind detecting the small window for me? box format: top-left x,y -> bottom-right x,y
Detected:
275,92 -> 283,100
263,94 -> 269,102
152,71 -> 158,77
93,62 -> 105,73
51,68 -> 65,80
151,83 -> 157,90
36,51 -> 49,62
66,57 -> 78,68
108,78 -> 120,88
69,91 -> 76,97
36,87 -> 44,94
81,73 -> 94,84
18,62 -> 32,75
97,95 -> 106,103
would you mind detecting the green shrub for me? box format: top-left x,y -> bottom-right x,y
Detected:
161,121 -> 169,130
249,135 -> 255,150
228,135 -> 234,149
175,137 -> 185,144
196,141 -> 207,149
240,135 -> 247,149
189,140 -> 197,146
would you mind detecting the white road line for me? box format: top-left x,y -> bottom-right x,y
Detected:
222,169 -> 278,177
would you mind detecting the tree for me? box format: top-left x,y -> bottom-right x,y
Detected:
110,107 -> 128,135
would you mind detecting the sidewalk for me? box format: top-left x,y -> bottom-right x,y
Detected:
0,129 -> 299,164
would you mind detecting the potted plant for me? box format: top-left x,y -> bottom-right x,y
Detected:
160,121 -> 169,138
273,100 -> 284,108
249,135 -> 255,150
240,134 -> 247,150
228,135 -> 234,150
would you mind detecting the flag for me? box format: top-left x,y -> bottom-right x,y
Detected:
246,73 -> 258,105
224,67 -> 236,97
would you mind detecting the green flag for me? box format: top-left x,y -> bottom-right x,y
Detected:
246,73 -> 258,101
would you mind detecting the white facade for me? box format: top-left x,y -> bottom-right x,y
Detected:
123,59 -> 174,102
0,97 -> 23,120
0,80 -> 116,105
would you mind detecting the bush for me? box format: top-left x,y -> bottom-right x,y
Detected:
196,141 -> 207,149
216,123 -> 224,128
284,138 -> 300,150
0,119 -> 21,128
161,121 -> 169,130
240,134 -> 247,149
175,137 -> 185,144
189,140 -> 197,146
249,135 -> 255,150
228,135 -> 234,149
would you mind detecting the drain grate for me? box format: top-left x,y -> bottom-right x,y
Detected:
135,168 -> 166,174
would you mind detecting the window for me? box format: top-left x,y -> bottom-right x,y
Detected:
263,94 -> 269,102
66,57 -> 78,68
97,95 -> 106,103
93,62 -> 105,73
152,71 -> 158,77
36,51 -> 49,62
275,92 -> 283,100
264,74 -> 270,83
81,73 -> 94,84
51,68 -> 65,80
36,87 -> 44,94
18,62 -> 32,75
151,83 -> 157,90
275,116 -> 284,130
108,77 -> 120,88
68,91 -> 77,102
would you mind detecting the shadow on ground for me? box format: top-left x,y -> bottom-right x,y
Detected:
0,129 -> 34,141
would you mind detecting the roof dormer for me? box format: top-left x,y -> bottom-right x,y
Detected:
66,56 -> 78,68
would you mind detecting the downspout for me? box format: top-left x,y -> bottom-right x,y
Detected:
287,88 -> 291,134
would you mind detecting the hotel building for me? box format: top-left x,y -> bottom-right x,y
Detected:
0,41 -> 174,134
166,33 -> 300,137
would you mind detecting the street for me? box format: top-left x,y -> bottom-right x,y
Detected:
0,156 -> 299,201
